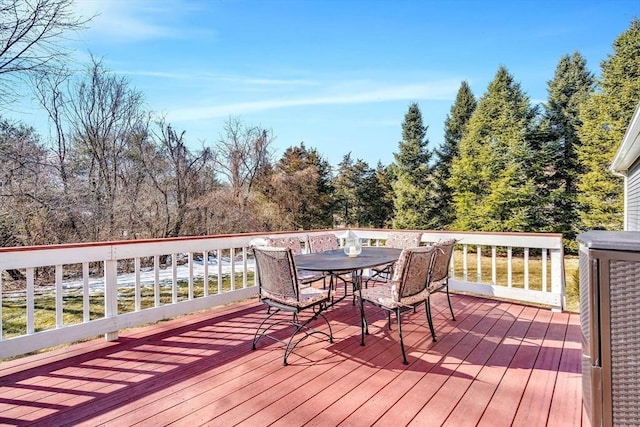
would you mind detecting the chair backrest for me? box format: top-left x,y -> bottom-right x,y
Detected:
253,246 -> 299,301
308,233 -> 339,253
430,239 -> 456,285
392,246 -> 437,300
385,231 -> 422,249
266,236 -> 304,255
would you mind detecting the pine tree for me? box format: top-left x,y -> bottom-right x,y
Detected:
577,19 -> 640,231
431,81 -> 476,229
370,162 -> 394,227
449,66 -> 537,232
332,154 -> 384,227
268,143 -> 334,229
392,102 -> 434,229
534,52 -> 594,239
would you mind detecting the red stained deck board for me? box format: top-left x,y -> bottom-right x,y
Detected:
476,306 -> 551,426
548,314 -> 585,426
511,311 -> 570,426
0,294 -> 586,427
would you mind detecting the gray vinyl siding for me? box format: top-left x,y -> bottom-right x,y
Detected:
627,159 -> 640,231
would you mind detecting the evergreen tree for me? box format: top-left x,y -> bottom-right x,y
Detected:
577,19 -> 640,231
449,66 -> 537,232
268,143 -> 334,230
535,52 -> 594,239
369,162 -> 394,227
431,81 -> 476,229
392,102 -> 434,229
333,153 -> 360,227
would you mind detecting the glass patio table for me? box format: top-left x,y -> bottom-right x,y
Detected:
295,247 -> 402,304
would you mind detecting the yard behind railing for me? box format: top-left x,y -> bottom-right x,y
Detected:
0,229 -> 564,359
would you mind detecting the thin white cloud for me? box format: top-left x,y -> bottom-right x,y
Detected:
169,81 -> 460,121
120,69 -> 317,87
74,0 -> 207,42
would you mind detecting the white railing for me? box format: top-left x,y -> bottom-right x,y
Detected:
354,229 -> 565,310
0,229 -> 565,359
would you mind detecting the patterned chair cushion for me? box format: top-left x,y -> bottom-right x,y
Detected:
266,236 -> 304,255
385,232 -> 423,249
359,283 -> 430,309
428,239 -> 456,292
308,233 -> 339,253
262,286 -> 330,309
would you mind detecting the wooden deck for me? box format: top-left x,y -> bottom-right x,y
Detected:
0,292 -> 588,426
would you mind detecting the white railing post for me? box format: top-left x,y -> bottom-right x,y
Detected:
104,259 -> 119,341
550,248 -> 565,312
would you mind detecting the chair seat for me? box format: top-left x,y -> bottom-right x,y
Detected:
428,278 -> 446,292
360,283 -> 430,309
261,286 -> 329,309
297,269 -> 327,284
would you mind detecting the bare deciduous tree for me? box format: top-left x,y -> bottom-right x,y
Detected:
64,56 -> 147,240
136,118 -> 214,237
0,0 -> 89,103
214,116 -> 273,207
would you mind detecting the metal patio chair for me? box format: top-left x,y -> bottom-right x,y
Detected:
266,235 -> 324,286
307,233 -> 352,300
252,246 -> 333,366
425,238 -> 457,341
366,231 -> 423,285
357,245 -> 437,365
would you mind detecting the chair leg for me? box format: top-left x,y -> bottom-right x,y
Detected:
425,298 -> 437,342
445,285 -> 456,321
252,307 -> 281,349
396,309 -> 408,365
283,308 -> 333,366
359,296 -> 368,346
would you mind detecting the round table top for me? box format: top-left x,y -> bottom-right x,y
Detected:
294,247 -> 402,272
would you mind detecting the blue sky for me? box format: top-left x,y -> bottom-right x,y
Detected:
13,0 -> 640,168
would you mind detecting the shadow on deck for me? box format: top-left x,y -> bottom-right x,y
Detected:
0,293 -> 587,426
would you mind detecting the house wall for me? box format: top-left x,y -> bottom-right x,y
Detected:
627,158 -> 640,231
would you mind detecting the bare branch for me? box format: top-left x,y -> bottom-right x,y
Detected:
0,0 -> 90,103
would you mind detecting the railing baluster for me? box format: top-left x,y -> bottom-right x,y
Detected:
477,245 -> 482,282
203,250 -> 209,297
524,248 -> 530,290
154,255 -> 160,307
507,247 -> 513,287
83,262 -> 90,321
134,257 -> 141,311
26,268 -> 35,334
542,248 -> 548,292
242,247 -> 248,288
491,246 -> 497,285
230,247 -> 236,291
0,270 -> 3,339
56,265 -> 63,328
172,253 -> 178,303
462,244 -> 468,281
188,252 -> 194,300
217,249 -> 222,294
